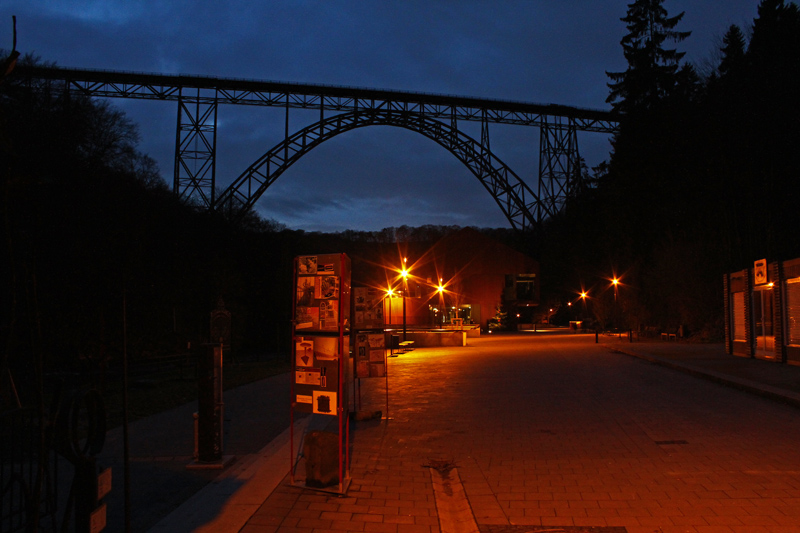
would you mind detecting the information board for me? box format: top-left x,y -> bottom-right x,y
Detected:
352,287 -> 385,330
354,332 -> 386,378
292,253 -> 350,414
294,335 -> 340,414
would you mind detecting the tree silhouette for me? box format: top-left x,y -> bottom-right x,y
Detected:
606,0 -> 691,114
718,25 -> 747,77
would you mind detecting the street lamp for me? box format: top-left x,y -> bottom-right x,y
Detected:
611,276 -> 620,331
401,257 -> 408,341
385,287 -> 394,329
436,278 -> 445,327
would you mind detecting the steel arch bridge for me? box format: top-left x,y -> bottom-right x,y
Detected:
14,65 -> 618,230
218,109 -> 543,229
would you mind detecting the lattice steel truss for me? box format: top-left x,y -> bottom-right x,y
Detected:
539,116 -> 583,220
175,88 -> 218,206
15,66 -> 618,229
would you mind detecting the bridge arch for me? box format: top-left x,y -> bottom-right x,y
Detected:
215,110 -> 547,231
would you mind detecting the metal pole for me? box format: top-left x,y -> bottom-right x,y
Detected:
402,293 -> 407,342
122,288 -> 131,533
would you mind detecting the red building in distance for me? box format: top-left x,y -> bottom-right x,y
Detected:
382,228 -> 539,330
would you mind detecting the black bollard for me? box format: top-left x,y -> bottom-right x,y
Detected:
197,343 -> 223,462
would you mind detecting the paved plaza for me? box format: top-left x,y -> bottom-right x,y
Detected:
143,333 -> 800,533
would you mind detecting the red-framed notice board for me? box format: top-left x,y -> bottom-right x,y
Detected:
290,253 -> 351,493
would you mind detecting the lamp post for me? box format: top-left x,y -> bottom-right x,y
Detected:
611,277 -> 620,332
437,278 -> 445,327
401,258 -> 408,342
386,287 -> 394,330
580,291 -> 588,321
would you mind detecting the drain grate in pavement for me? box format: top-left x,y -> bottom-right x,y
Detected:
429,464 -> 479,533
479,527 -> 627,533
654,439 -> 688,445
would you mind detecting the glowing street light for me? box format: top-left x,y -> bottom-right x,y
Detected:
610,275 -> 621,331
401,257 -> 408,341
579,290 -> 589,320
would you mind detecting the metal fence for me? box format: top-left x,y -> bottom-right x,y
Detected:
0,407 -> 59,533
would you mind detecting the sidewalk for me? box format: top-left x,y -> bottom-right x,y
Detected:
97,371 -> 298,532
146,335 -> 800,533
599,335 -> 800,408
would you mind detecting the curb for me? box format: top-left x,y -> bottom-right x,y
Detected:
148,416 -> 310,533
608,346 -> 800,410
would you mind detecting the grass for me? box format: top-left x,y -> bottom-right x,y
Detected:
102,358 -> 291,430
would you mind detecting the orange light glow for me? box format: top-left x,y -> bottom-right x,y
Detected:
400,257 -> 409,280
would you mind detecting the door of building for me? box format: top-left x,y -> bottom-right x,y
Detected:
754,285 -> 774,358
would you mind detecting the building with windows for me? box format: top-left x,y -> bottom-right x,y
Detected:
384,228 -> 539,330
724,257 -> 800,364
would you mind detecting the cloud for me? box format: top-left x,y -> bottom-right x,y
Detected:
1,0 -> 762,231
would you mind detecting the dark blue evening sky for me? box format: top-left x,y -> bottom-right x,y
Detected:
1,1 -> 759,231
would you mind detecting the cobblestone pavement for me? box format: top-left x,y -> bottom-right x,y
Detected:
233,333 -> 800,533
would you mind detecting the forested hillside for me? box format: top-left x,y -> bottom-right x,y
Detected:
537,0 -> 800,338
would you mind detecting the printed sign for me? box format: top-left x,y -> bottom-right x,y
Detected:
353,287 -> 385,329
754,258 -> 768,285
355,333 -> 386,378
296,337 -> 314,366
296,394 -> 312,405
313,390 -> 337,415
296,369 -> 321,386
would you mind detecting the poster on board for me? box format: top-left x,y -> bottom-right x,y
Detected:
312,390 -> 337,415
353,287 -> 385,330
298,256 -> 318,275
293,254 -> 349,334
354,332 -> 385,378
292,253 -> 350,419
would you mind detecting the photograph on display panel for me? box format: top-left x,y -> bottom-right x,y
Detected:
298,256 -> 318,275
355,333 -> 386,378
315,276 -> 339,299
353,287 -> 385,330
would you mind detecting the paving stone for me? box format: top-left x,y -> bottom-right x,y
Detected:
147,334 -> 800,532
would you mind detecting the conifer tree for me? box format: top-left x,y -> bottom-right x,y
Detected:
717,24 -> 747,77
606,0 -> 691,114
